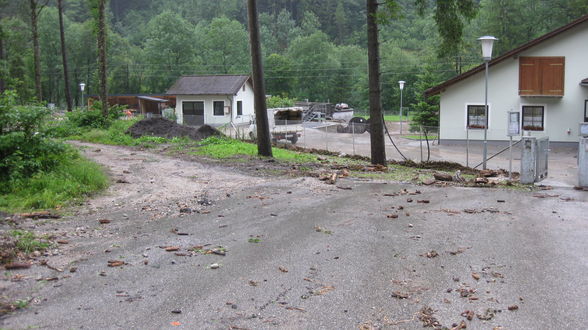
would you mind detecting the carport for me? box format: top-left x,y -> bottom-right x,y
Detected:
138,96 -> 169,117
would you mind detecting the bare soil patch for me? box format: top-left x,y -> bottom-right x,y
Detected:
127,118 -> 221,140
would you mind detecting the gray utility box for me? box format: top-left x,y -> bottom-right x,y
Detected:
579,137 -> 588,187
520,137 -> 549,184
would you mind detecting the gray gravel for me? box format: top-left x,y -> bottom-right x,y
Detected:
1,143 -> 587,330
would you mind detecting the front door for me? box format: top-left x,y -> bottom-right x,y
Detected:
183,101 -> 204,126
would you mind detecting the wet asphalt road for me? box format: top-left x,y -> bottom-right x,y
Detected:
2,178 -> 587,329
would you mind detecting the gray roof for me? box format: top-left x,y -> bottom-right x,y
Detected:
167,75 -> 251,95
137,96 -> 168,102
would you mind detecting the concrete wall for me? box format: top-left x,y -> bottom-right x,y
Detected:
174,80 -> 255,127
439,21 -> 588,142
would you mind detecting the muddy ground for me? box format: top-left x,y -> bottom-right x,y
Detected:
1,142 -> 587,329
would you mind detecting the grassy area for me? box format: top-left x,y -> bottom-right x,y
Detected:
403,134 -> 438,141
190,136 -> 319,163
358,114 -> 413,122
0,154 -> 109,212
9,230 -> 52,254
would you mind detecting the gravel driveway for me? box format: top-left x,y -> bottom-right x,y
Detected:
1,143 -> 587,329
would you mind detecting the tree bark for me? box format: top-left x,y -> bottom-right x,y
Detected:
97,0 -> 108,116
246,0 -> 273,157
30,0 -> 42,101
58,0 -> 72,111
366,0 -> 386,165
0,25 -> 5,94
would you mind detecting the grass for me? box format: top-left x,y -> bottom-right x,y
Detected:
358,114 -> 413,122
403,134 -> 438,141
0,155 -> 109,212
9,230 -> 51,254
191,136 -> 319,163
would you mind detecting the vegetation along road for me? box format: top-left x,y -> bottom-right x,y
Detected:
1,141 -> 587,329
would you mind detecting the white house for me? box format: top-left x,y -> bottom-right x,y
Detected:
426,14 -> 588,144
167,75 -> 255,127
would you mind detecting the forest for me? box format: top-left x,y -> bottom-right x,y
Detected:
0,0 -> 586,112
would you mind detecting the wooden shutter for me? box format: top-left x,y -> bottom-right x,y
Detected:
540,57 -> 565,96
519,56 -> 565,96
519,57 -> 540,95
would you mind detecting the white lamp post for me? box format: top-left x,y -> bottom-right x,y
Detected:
399,80 -> 405,135
478,36 -> 497,170
79,82 -> 86,109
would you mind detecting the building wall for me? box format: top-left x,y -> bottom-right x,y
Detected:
439,22 -> 588,142
174,80 -> 255,127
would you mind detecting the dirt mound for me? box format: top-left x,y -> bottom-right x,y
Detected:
127,118 -> 222,141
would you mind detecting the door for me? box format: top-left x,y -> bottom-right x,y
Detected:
183,101 -> 204,126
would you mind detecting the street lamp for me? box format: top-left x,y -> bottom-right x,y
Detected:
399,80 -> 405,135
79,83 -> 86,109
478,36 -> 497,170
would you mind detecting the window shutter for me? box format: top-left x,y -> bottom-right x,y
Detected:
541,57 -> 565,96
519,57 -> 565,96
519,57 -> 540,95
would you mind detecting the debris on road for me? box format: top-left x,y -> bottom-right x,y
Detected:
461,310 -> 474,321
314,226 -> 332,234
107,260 -> 125,267
477,308 -> 497,320
209,263 -> 220,269
391,291 -> 409,299
422,250 -> 439,258
471,272 -> 481,281
4,262 -> 31,270
18,211 -> 61,219
98,219 -> 111,224
508,305 -> 519,311
434,173 -> 453,182
418,306 -> 441,328
278,266 -> 288,273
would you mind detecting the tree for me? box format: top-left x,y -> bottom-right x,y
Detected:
196,17 -> 250,74
247,0 -> 272,157
29,0 -> 48,102
265,53 -> 292,97
366,0 -> 386,165
366,0 -> 477,165
91,0 -> 108,117
57,0 -> 72,111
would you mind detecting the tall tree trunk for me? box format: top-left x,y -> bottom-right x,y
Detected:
247,0 -> 272,157
30,0 -> 42,101
97,0 -> 108,117
0,25 -> 5,94
58,0 -> 72,111
366,0 -> 386,165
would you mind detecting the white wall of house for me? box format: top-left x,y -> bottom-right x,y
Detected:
174,80 -> 255,127
439,22 -> 588,143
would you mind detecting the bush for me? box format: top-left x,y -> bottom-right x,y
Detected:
0,91 -> 67,183
0,91 -> 109,211
267,95 -> 296,109
65,101 -> 126,129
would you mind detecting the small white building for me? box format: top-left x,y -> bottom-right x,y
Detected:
426,14 -> 588,143
167,75 -> 255,127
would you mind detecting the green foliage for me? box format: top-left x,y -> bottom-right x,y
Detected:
0,92 -> 67,183
0,155 -> 109,211
9,230 -> 51,254
0,91 -> 108,212
194,136 -> 318,163
266,95 -> 296,109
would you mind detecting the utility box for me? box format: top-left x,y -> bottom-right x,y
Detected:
579,137 -> 588,188
520,137 -> 549,184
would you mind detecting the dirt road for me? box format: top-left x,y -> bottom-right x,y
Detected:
1,143 -> 587,329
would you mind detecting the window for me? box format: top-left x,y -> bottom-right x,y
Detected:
242,84 -> 246,92
519,57 -> 565,96
467,105 -> 488,129
522,106 -> 544,131
213,101 -> 224,116
182,101 -> 204,115
584,100 -> 588,122
237,101 -> 243,116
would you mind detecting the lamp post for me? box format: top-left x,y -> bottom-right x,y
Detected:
478,36 -> 497,170
399,80 -> 405,135
79,82 -> 86,109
